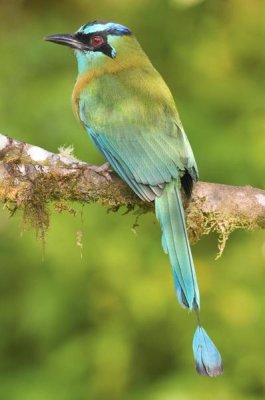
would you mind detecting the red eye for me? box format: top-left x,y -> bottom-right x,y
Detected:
90,35 -> 104,47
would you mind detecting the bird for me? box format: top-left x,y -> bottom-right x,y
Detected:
45,20 -> 223,376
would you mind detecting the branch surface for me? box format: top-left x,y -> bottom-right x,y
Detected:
0,134 -> 264,254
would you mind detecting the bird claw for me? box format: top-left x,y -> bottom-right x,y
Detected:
88,162 -> 112,181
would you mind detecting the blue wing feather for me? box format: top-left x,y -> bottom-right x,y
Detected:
87,123 -> 198,188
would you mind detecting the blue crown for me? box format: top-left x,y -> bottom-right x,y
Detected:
78,21 -> 131,36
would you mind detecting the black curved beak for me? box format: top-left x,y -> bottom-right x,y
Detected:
44,33 -> 90,51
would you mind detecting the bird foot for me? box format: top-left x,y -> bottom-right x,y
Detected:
87,162 -> 112,181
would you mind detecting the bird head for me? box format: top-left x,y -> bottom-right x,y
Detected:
45,21 -> 144,75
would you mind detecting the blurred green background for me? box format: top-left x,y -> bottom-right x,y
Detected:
0,0 -> 265,399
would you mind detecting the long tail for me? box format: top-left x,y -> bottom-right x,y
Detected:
155,180 -> 223,377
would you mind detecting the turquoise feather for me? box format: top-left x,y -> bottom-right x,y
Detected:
193,327 -> 223,377
155,180 -> 199,309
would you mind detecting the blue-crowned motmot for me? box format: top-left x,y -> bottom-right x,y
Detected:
45,21 -> 223,376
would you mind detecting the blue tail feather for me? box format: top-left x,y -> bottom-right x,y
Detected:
155,180 -> 200,310
193,326 -> 223,377
155,180 -> 223,375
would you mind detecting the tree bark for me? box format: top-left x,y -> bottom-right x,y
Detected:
0,134 -> 264,256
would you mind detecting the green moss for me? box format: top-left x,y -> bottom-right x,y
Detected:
186,197 -> 254,259
256,215 -> 265,229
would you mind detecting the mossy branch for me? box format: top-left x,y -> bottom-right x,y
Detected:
0,133 -> 264,256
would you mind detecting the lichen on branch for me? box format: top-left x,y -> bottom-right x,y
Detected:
0,133 -> 264,255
